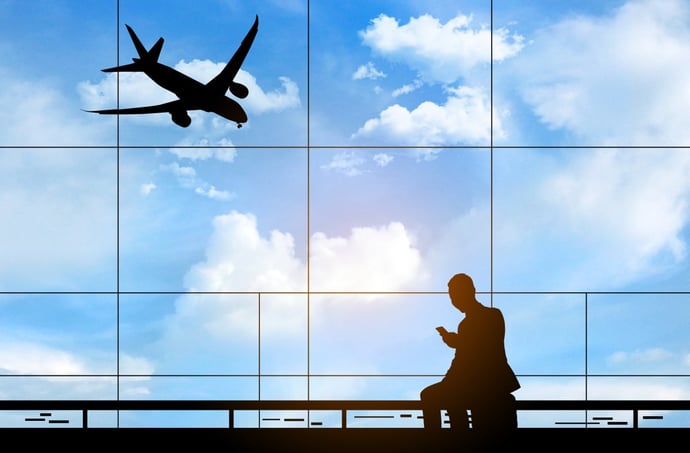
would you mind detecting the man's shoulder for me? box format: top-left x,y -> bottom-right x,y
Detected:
480,305 -> 505,321
478,303 -> 502,314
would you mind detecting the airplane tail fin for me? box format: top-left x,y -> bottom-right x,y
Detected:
126,24 -> 164,63
148,37 -> 164,62
100,25 -> 164,72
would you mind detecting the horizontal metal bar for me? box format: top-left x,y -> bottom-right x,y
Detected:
0,400 -> 687,411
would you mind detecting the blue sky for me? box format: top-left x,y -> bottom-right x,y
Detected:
1,0 -> 690,428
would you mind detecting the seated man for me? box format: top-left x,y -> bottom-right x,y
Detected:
420,273 -> 520,434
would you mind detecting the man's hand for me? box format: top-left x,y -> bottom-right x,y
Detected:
436,326 -> 458,348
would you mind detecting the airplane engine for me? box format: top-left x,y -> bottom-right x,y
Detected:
229,81 -> 249,99
171,110 -> 191,127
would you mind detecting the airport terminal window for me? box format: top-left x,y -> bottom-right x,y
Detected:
0,0 -> 689,428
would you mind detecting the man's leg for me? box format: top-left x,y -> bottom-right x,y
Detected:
469,393 -> 517,432
420,381 -> 447,429
446,408 -> 470,431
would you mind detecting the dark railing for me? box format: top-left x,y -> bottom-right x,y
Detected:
0,400 -> 689,429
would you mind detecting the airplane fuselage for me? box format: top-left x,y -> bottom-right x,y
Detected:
142,62 -> 211,106
139,61 -> 247,124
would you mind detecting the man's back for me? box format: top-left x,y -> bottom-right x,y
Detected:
447,304 -> 520,398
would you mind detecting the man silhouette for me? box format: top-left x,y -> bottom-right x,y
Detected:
420,273 -> 520,436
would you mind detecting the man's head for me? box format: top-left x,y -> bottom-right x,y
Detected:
447,273 -> 477,313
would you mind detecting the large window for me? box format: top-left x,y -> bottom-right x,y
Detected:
1,0 -> 689,428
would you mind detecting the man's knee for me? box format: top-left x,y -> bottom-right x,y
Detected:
420,381 -> 444,402
419,386 -> 429,400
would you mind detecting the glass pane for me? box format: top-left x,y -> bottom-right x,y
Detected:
310,1 -> 492,147
259,377 -> 308,400
588,294 -> 690,375
118,410 -> 229,428
494,0 -> 690,147
518,410 -> 588,429
120,294 -> 258,376
120,147 -> 307,291
638,410 -> 690,429
310,148 -> 491,292
494,148 -> 690,292
497,294 -> 585,375
0,410 -> 84,429
0,294 -> 117,384
310,294 -> 457,376
309,376 -> 436,401
0,377 -> 117,401
0,0 -> 117,146
119,376 -> 257,400
587,377 -> 690,401
114,0 -> 306,147
260,295 -> 308,375
0,148 -> 117,291
513,376 -> 586,401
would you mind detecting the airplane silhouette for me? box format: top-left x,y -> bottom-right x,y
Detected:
86,15 -> 258,128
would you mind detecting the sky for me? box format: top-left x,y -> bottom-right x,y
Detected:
0,0 -> 690,428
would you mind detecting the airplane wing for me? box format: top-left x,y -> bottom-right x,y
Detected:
205,14 -> 258,97
85,100 -> 184,115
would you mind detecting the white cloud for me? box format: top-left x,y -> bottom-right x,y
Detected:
120,354 -> 156,375
195,184 -> 233,201
244,73 -> 300,112
183,211 -> 306,292
320,150 -> 367,176
513,0 -> 690,144
352,85 -> 501,145
373,153 -> 394,167
160,161 -> 235,201
321,150 -> 426,175
609,348 -> 675,365
0,69 -> 109,146
160,211 -> 428,348
542,149 -> 690,285
360,13 -> 524,84
409,148 -> 442,162
169,146 -> 237,163
161,162 -> 197,187
310,222 -> 426,292
140,182 -> 157,196
353,62 -> 386,80
392,79 -> 422,97
0,341 -> 153,399
0,342 -> 87,375
352,13 -> 520,146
